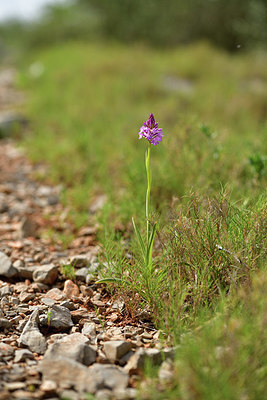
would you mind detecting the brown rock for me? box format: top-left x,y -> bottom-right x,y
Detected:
63,280 -> 80,298
45,288 -> 67,302
32,264 -> 58,285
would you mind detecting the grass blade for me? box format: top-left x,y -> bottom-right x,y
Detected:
132,217 -> 146,261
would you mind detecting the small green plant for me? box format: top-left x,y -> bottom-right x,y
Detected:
94,305 -> 106,331
47,309 -> 52,327
132,113 -> 163,286
98,113 -> 165,309
248,153 -> 266,178
61,263 -> 76,280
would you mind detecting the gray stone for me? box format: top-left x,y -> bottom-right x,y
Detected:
41,297 -> 55,307
114,388 -> 138,400
16,265 -> 36,280
70,255 -> 90,268
103,341 -> 132,362
19,292 -> 35,302
124,348 -> 163,372
17,319 -> 27,332
4,382 -> 26,391
81,322 -> 97,342
44,287 -> 66,302
90,194 -> 107,214
89,364 -> 129,391
95,389 -> 112,400
0,342 -> 14,357
44,332 -> 96,366
14,349 -> 34,363
18,216 -> 37,238
39,380 -> 57,393
0,317 -> 11,329
39,357 -> 98,393
0,285 -> 13,297
60,390 -> 80,400
40,304 -> 73,331
118,350 -> 134,366
32,264 -> 58,285
18,309 -> 46,354
13,259 -> 24,269
60,300 -> 76,310
158,359 -> 175,383
0,252 -> 17,278
75,267 -> 89,282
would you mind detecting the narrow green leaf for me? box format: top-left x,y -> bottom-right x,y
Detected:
132,217 -> 146,260
147,222 -> 157,268
96,277 -> 123,284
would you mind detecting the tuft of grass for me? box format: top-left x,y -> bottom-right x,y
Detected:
139,267 -> 267,400
61,263 -> 76,281
99,192 -> 266,332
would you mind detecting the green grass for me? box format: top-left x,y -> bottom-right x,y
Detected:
17,41 -> 267,399
140,267 -> 267,400
18,41 -> 266,225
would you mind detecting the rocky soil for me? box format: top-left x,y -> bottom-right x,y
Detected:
0,69 -> 175,400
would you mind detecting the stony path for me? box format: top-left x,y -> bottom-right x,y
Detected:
0,70 -> 174,399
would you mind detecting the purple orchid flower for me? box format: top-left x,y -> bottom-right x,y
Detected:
138,113 -> 163,146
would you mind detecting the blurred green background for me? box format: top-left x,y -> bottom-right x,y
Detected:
0,2 -> 266,399
1,0 -> 267,55
1,0 -> 266,226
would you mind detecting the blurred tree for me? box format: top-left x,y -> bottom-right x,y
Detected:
78,0 -> 267,50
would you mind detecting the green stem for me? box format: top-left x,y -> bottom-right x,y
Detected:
146,143 -> 151,246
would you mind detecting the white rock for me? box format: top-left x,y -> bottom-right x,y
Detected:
103,341 -> 132,362
18,309 -> 46,354
0,252 -> 17,278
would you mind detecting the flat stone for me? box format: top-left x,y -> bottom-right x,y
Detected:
95,389 -> 112,400
0,318 -> 11,329
103,341 -> 132,362
39,357 -> 98,393
70,308 -> 90,323
70,255 -> 90,268
44,288 -> 66,302
31,282 -> 49,292
4,382 -> 26,391
18,309 -> 46,354
12,390 -> 36,399
40,304 -> 73,331
60,390 -> 80,400
14,349 -> 34,363
63,279 -> 80,298
15,265 -> 36,280
60,300 -> 76,310
39,380 -> 57,393
114,388 -> 138,400
80,285 -> 94,297
32,264 -> 58,285
89,364 -> 129,391
44,332 -> 96,366
19,292 -> 35,302
0,252 -> 17,278
0,285 -> 13,297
